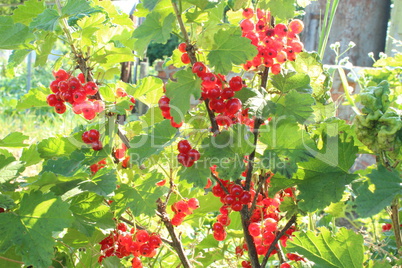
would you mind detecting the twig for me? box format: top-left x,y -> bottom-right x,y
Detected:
156,198 -> 192,268
244,118 -> 264,191
261,215 -> 297,268
248,175 -> 265,215
0,256 -> 24,264
390,198 -> 402,256
240,205 -> 261,268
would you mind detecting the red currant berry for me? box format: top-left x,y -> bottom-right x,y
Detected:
229,76 -> 244,91
54,102 -> 66,114
271,64 -> 281,75
221,87 -> 234,99
131,257 -> 143,268
91,140 -> 103,151
68,77 -> 81,91
248,222 -> 260,237
50,80 -> 60,93
264,218 -> 277,233
213,229 -> 227,241
177,140 -> 192,154
170,118 -> 183,128
187,198 -> 199,210
73,90 -> 87,103
47,94 -> 59,106
217,214 -> 231,226
77,73 -> 86,83
192,61 -> 207,76
240,19 -> 254,33
288,19 -> 304,34
88,129 -> 100,142
274,23 -> 288,38
178,42 -> 187,53
181,53 -> 191,64
201,73 -> 217,89
53,69 -> 69,81
188,149 -> 200,161
116,87 -> 127,97
158,95 -> 170,111
242,8 -> 254,19
148,234 -> 162,248
171,212 -> 185,226
225,98 -> 242,115
82,131 -> 92,144
135,230 -> 150,243
231,201 -> 243,211
209,98 -> 226,113
58,81 -> 69,92
84,81 -> 98,95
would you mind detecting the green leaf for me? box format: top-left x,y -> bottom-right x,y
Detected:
133,12 -> 175,55
275,90 -> 315,124
0,159 -> 24,184
228,0 -> 248,11
37,137 -> 77,159
20,144 -> 42,167
30,8 -> 60,31
354,166 -> 402,218
297,158 -> 357,212
0,191 -> 74,267
12,0 -> 46,26
111,173 -> 166,216
7,49 -> 32,70
287,227 -> 364,268
16,86 -> 48,109
69,192 -> 113,236
0,194 -> 15,210
234,87 -> 260,104
177,164 -> 211,188
259,0 -> 295,20
129,120 -> 177,165
79,169 -> 117,197
165,68 -> 202,124
0,16 -> 33,50
42,151 -> 85,176
289,52 -> 331,100
0,132 -> 28,148
246,95 -> 276,119
34,32 -> 57,66
207,27 -> 257,74
132,76 -> 164,106
260,118 -> 315,178
271,70 -> 312,93
62,0 -> 95,16
201,124 -> 254,180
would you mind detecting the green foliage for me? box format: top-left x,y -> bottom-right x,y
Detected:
288,227 -> 364,267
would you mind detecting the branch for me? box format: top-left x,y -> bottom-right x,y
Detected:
240,205 -> 261,268
0,256 -> 24,264
156,198 -> 192,268
260,215 -> 297,268
244,118 -> 264,191
390,198 -> 402,256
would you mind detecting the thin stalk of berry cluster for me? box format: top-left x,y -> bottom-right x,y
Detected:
156,198 -> 192,268
248,175 -> 265,215
244,118 -> 264,191
261,215 -> 297,268
0,256 -> 24,265
390,198 -> 402,256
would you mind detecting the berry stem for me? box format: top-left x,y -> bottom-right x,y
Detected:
260,215 -> 297,268
245,118 -> 264,191
211,172 -> 229,195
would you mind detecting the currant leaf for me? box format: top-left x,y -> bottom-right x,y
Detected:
207,27 -> 257,74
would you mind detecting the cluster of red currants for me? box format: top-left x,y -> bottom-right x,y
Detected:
82,129 -> 103,151
115,87 -> 136,111
177,140 -> 200,167
193,61 -> 246,127
114,143 -> 130,168
90,159 -> 106,175
209,169 -> 301,265
158,95 -> 183,128
98,223 -> 162,268
47,69 -> 104,119
171,198 -> 200,226
240,8 -> 304,74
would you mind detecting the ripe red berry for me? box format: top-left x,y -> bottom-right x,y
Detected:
139,243 -> 152,257
82,131 -> 91,144
177,140 -> 192,154
82,106 -> 96,120
178,42 -> 187,53
221,87 -> 234,99
274,23 -> 288,38
171,212 -> 186,226
209,98 -> 226,113
158,95 -> 170,111
116,87 -> 127,97
149,234 -> 162,248
53,69 -> 69,81
288,19 -> 304,34
170,118 -> 183,128
217,214 -> 231,226
213,229 -> 227,241
201,73 -> 217,89
240,19 -> 254,33
271,64 -> 281,75
187,198 -> 199,210
188,149 -> 200,161
91,140 -> 103,151
47,94 -> 59,106
77,73 -> 86,83
192,61 -> 207,76
225,98 -> 242,115
49,80 -> 60,93
242,8 -> 254,19
54,102 -> 66,114
73,90 -> 87,103
229,76 -> 244,91
264,218 -> 278,233
88,129 -> 100,142
131,257 -> 143,268
248,222 -> 261,237
135,230 -> 150,243
84,81 -> 98,95
231,201 -> 243,211
181,53 -> 191,64
68,77 -> 81,91
58,80 -> 69,92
